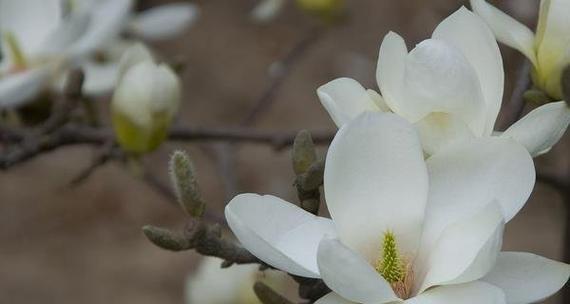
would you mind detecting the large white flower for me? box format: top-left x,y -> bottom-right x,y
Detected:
225,112 -> 570,304
0,0 -> 198,107
316,7 -> 570,157
470,0 -> 570,100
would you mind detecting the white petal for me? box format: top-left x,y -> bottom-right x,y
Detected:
0,0 -> 62,56
414,112 -> 475,156
251,0 -> 286,23
418,203 -> 504,292
68,0 -> 134,59
0,67 -> 50,108
376,32 -> 408,118
433,7 -> 504,135
38,12 -> 91,56
470,0 -> 538,66
406,281 -> 506,304
367,89 -> 391,112
324,112 -> 428,259
117,43 -> 154,80
502,101 -> 570,157
418,137 -> 534,276
379,35 -> 487,136
317,78 -> 381,127
129,3 -> 199,41
81,61 -> 119,96
225,193 -> 336,278
317,238 -> 398,303
482,251 -> 570,304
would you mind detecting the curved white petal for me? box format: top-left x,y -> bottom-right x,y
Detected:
482,251 -> 570,304
68,0 -> 134,59
406,281 -> 506,304
502,101 -> 570,157
415,112 -> 475,156
129,3 -> 199,41
117,42 -> 154,80
225,193 -> 336,278
317,77 -> 381,127
0,0 -> 62,56
418,137 -> 534,273
38,12 -> 91,56
418,203 -> 504,292
379,34 -> 487,135
376,32 -> 408,116
470,0 -> 538,66
367,89 -> 391,112
0,67 -> 50,108
433,7 -> 504,135
324,112 -> 428,259
317,238 -> 398,304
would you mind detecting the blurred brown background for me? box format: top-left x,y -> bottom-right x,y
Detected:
0,0 -> 567,303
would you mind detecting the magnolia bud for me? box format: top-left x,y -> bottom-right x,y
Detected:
111,45 -> 180,154
292,130 -> 317,175
169,150 -> 205,217
142,225 -> 191,251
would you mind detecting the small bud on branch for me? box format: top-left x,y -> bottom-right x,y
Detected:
169,150 -> 205,217
142,225 -> 191,251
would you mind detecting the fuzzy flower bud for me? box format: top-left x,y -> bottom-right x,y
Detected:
111,44 -> 180,154
169,150 -> 205,217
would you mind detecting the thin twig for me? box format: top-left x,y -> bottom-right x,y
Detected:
0,125 -> 335,169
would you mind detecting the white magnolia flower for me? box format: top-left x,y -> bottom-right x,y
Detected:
185,256 -> 287,304
316,7 -> 570,157
226,112 -> 570,304
470,0 -> 570,100
111,44 -> 180,154
0,0 -> 198,107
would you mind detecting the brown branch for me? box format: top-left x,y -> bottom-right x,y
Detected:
0,125 -> 334,169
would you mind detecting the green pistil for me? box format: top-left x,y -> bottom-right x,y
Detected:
375,231 -> 405,283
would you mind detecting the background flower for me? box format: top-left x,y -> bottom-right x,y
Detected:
471,0 -> 570,100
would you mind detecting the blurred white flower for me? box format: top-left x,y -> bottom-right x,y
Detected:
225,112 -> 570,304
251,0 -> 286,23
111,43 -> 180,154
185,256 -> 287,304
317,7 -> 570,157
0,0 -> 198,107
471,0 -> 570,100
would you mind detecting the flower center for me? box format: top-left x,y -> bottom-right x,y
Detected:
374,231 -> 413,299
